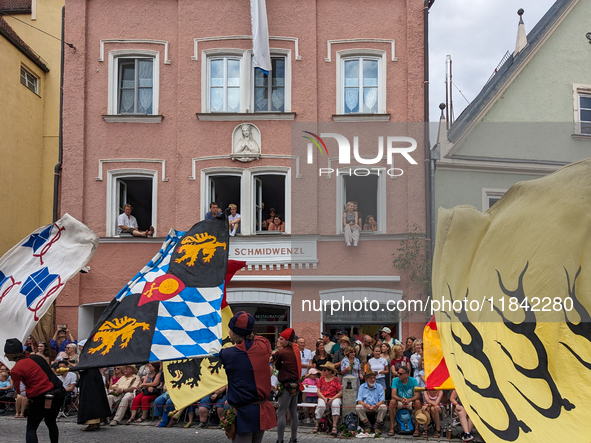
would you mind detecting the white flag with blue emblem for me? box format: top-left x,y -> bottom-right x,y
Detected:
251,0 -> 272,72
0,214 -> 98,366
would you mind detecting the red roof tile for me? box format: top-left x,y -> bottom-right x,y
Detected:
0,0 -> 31,13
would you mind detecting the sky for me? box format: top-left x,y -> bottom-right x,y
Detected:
429,0 -> 557,123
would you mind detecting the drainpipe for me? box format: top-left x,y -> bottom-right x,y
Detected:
424,0 -> 435,255
53,6 -> 65,222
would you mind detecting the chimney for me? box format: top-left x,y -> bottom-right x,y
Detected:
514,9 -> 527,56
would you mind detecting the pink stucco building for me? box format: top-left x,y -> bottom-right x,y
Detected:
59,0 -> 430,349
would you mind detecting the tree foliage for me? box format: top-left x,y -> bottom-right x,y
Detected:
392,224 -> 432,300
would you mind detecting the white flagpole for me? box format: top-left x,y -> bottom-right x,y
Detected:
250,0 -> 272,72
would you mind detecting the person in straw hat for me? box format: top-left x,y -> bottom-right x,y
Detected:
415,408 -> 432,438
108,365 -> 141,426
355,371 -> 387,434
313,362 -> 342,436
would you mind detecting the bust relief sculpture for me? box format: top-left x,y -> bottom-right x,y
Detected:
231,123 -> 261,162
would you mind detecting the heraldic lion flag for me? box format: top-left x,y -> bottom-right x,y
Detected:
432,159 -> 591,442
77,217 -> 229,369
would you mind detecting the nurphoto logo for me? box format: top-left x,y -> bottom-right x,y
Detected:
303,131 -> 418,177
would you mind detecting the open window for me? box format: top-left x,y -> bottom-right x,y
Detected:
209,175 -> 242,213
107,169 -> 158,237
253,174 -> 286,233
337,170 -> 385,234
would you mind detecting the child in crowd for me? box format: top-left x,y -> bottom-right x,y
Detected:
302,368 -> 319,423
0,371 -> 15,415
15,382 -> 27,418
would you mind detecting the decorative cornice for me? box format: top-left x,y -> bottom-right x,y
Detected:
95,159 -> 168,181
230,275 -> 401,282
332,113 -> 390,122
189,155 -> 301,180
325,38 -> 397,62
436,157 -> 564,175
191,35 -> 302,61
99,39 -> 171,64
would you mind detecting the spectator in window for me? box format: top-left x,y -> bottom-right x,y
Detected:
205,201 -> 224,219
50,327 -> 76,354
352,202 -> 362,232
262,208 -> 277,230
108,365 -> 141,426
228,204 -> 241,236
342,201 -> 360,246
118,204 -> 154,237
268,215 -> 285,232
363,215 -> 378,231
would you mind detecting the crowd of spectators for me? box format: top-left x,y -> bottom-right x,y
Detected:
0,326 -> 477,442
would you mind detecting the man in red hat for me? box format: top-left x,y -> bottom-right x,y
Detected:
272,328 -> 301,443
220,311 -> 276,443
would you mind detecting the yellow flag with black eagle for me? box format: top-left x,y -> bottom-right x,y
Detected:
432,159 -> 591,442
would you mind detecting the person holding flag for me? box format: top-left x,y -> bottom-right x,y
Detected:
272,328 -> 301,443
220,311 -> 276,443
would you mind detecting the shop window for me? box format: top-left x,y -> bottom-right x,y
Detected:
229,303 -> 289,345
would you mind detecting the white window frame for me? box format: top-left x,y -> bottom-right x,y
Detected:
201,166 -> 291,235
106,168 -> 158,237
336,49 -> 387,115
250,49 -> 292,113
201,49 -> 247,113
335,168 -> 386,234
482,188 -> 507,211
20,65 -> 39,94
573,84 -> 591,135
108,49 -> 160,115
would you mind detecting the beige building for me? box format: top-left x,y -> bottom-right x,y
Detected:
0,0 -> 63,255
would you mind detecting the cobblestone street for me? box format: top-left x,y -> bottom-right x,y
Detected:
0,416 -> 470,443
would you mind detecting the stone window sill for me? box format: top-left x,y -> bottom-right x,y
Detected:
196,112 -> 296,121
332,113 -> 391,122
102,115 -> 163,123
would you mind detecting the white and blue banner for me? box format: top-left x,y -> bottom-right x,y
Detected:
250,0 -> 272,72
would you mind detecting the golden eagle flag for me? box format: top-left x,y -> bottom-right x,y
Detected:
77,217 -> 229,369
423,315 -> 453,390
432,159 -> 591,443
164,260 -> 246,411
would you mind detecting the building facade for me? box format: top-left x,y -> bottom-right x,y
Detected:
0,0 -> 63,256
60,0 -> 429,348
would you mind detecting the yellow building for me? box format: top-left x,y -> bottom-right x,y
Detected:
0,0 -> 63,255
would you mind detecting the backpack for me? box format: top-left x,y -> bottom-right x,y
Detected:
395,409 -> 414,435
344,412 -> 358,431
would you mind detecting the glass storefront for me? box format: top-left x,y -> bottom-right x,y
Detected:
229,303 -> 290,345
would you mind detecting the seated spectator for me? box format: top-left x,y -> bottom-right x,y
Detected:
422,389 -> 443,438
56,361 -> 77,408
108,365 -> 141,426
388,366 -> 421,437
197,385 -> 228,428
128,362 -> 162,424
64,343 -> 79,367
118,204 -> 154,237
35,342 -> 50,364
50,328 -> 76,354
205,202 -> 224,220
450,390 -> 475,442
0,371 -> 15,415
302,368 -> 319,423
341,346 -> 362,381
268,215 -> 285,232
228,204 -> 241,236
15,382 -> 27,418
366,346 -> 389,391
355,371 -> 387,434
312,340 -> 332,369
342,202 -> 360,246
313,362 -> 342,436
363,215 -> 378,231
153,384 -> 194,428
390,345 -> 411,378
108,366 -> 123,390
262,208 -> 277,230
410,339 -> 423,378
